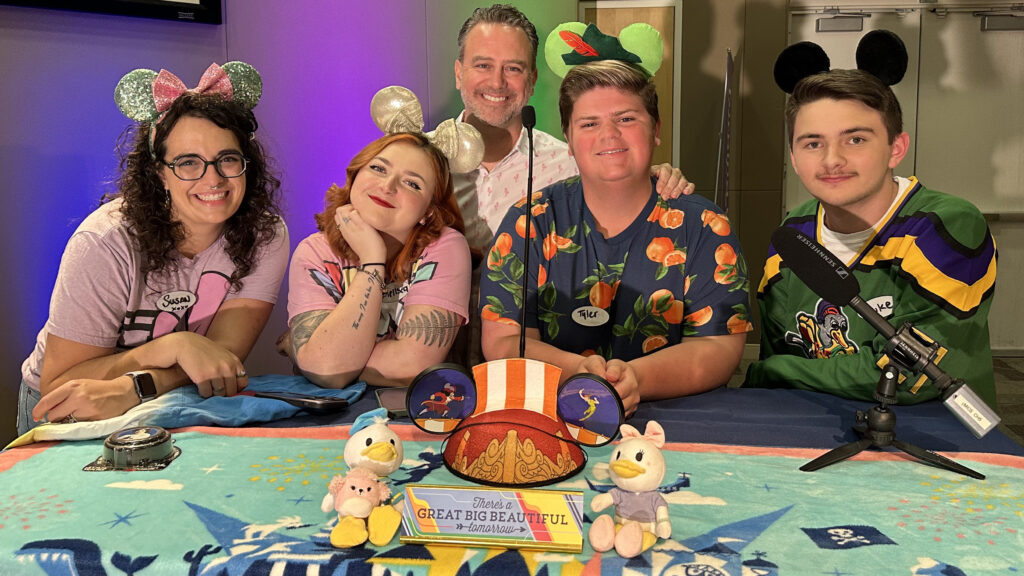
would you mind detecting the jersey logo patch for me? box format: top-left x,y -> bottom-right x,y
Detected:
785,298 -> 858,359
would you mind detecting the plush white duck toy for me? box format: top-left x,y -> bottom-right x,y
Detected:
589,420 -> 671,558
322,408 -> 405,547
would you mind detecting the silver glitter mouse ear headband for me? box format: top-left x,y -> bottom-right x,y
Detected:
113,61 -> 263,158
369,85 -> 484,173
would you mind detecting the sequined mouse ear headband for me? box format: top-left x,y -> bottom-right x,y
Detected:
773,29 -> 908,93
113,61 -> 263,157
544,22 -> 664,79
370,86 -> 484,173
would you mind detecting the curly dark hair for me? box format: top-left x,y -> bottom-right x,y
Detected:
314,132 -> 464,285
106,92 -> 283,291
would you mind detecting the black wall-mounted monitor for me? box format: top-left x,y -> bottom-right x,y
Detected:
0,0 -> 222,24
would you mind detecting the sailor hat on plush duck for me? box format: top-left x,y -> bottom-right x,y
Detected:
773,29 -> 908,94
405,359 -> 625,487
344,408 -> 403,478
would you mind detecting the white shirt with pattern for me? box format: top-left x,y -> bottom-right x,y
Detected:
451,112 -> 579,252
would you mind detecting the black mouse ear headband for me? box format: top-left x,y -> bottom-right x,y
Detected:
773,29 -> 908,93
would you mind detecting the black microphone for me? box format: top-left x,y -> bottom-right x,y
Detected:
519,106 -> 536,358
771,225 -> 1000,438
521,105 -> 536,130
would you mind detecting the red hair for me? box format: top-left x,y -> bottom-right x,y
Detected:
314,132 -> 464,284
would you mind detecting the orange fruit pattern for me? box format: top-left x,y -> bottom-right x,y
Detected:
684,306 -> 713,327
642,335 -> 669,353
701,209 -> 731,236
727,313 -> 753,334
658,209 -> 684,230
515,214 -> 538,239
646,237 -> 674,263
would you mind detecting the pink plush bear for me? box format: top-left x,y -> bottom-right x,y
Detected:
321,466 -> 392,547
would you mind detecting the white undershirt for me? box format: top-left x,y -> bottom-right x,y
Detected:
820,176 -> 912,266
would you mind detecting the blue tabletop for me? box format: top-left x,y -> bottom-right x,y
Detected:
267,385 -> 1024,457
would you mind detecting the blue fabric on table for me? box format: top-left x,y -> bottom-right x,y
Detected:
6,375 -> 365,447
150,375 -> 363,428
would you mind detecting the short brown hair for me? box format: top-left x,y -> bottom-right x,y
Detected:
457,4 -> 538,70
314,132 -> 463,285
558,60 -> 659,134
785,69 -> 903,148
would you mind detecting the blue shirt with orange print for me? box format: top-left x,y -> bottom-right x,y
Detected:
479,177 -> 752,361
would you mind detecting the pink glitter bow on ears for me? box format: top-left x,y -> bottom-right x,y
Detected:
114,61 -> 262,158
114,61 -> 262,124
152,63 -> 234,113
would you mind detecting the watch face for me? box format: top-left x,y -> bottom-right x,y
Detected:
133,372 -> 157,400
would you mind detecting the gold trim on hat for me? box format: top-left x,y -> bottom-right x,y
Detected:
452,428 -> 577,485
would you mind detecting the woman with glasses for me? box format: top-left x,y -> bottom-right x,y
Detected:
19,71 -> 289,434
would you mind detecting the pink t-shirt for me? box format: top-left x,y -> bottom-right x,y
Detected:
287,227 -> 471,339
21,199 -> 290,390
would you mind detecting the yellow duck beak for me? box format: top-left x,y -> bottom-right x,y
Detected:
361,441 -> 397,463
610,459 -> 645,478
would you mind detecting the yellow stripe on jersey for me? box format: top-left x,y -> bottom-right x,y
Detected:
758,253 -> 784,294
859,236 -> 996,313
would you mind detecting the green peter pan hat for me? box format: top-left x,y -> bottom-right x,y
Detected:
544,22 -> 664,79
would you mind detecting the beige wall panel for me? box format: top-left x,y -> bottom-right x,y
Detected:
583,6 -> 676,166
735,0 -> 788,196
916,10 -> 1024,214
989,221 -> 1024,351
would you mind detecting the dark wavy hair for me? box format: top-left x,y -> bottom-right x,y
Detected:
314,132 -> 464,285
107,92 -> 282,291
785,69 -> 903,148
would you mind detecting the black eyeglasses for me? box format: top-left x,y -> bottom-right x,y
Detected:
161,153 -> 248,181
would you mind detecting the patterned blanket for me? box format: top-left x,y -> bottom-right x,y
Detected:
1,424 -> 1021,575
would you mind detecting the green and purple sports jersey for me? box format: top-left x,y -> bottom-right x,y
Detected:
479,177 -> 752,361
748,178 -> 998,407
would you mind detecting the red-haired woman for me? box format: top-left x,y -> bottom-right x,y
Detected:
285,132 -> 470,388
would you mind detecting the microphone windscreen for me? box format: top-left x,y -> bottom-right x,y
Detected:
771,226 -> 861,306
521,105 -> 536,129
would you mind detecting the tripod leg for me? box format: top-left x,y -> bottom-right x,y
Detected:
801,438 -> 873,472
892,440 -> 985,480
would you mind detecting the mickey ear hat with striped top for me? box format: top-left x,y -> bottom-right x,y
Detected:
408,358 -> 624,487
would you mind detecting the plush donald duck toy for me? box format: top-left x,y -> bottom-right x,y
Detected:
322,408 -> 404,548
589,420 -> 671,558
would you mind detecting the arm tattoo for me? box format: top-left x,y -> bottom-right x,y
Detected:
290,309 -> 331,356
397,309 -> 461,348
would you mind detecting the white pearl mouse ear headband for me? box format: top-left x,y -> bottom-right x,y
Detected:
370,86 -> 484,173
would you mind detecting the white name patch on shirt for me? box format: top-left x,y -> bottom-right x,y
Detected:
573,306 -> 609,327
867,296 -> 895,319
158,290 -> 197,313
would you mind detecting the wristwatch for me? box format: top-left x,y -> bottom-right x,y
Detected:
126,371 -> 158,403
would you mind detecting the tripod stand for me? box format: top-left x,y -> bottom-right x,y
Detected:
800,364 -> 984,479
